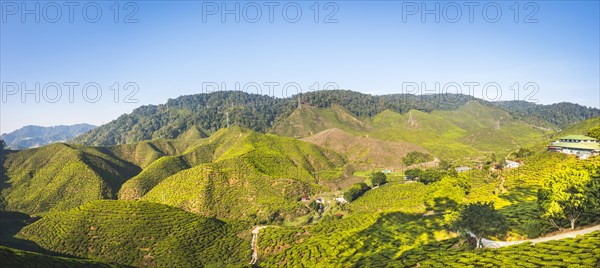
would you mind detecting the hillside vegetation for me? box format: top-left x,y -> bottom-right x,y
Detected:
302,128 -> 427,170
1,143 -> 140,215
71,90 -> 598,147
16,200 -> 250,267
0,246 -> 123,268
367,102 -> 550,160
140,127 -> 346,220
494,101 -> 600,129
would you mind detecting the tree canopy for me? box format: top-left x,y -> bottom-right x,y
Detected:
453,202 -> 507,248
537,168 -> 593,229
371,172 -> 387,186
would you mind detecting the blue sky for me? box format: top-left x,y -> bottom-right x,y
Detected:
1,1 -> 599,133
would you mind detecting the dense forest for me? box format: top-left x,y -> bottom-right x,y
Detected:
72,90 -> 600,146
493,101 -> 600,129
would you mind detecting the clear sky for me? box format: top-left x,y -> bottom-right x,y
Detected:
1,1 -> 599,134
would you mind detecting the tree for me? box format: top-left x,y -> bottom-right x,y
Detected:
453,202 -> 507,248
343,182 -> 370,202
588,127 -> 600,140
371,172 -> 387,186
513,147 -> 533,159
404,168 -> 422,180
537,168 -> 591,230
402,151 -> 433,166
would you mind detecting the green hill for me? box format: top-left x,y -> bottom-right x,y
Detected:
552,116 -> 600,139
368,101 -> 551,160
1,143 -> 140,215
16,200 -> 250,267
140,127 -> 346,220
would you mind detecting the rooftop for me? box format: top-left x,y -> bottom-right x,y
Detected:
550,141 -> 600,151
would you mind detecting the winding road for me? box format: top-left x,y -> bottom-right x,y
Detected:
250,226 -> 272,265
474,224 -> 600,248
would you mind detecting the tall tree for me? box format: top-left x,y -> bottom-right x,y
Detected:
453,202 -> 507,248
537,168 -> 591,230
587,127 -> 600,140
371,172 -> 387,186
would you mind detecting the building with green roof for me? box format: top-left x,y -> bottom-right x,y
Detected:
548,135 -> 600,159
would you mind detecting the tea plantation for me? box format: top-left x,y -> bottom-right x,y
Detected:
16,200 -> 250,267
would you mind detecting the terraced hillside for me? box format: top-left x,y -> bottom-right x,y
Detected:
16,200 -> 250,267
139,127 -> 346,220
368,101 -> 551,160
0,137 -> 203,215
398,231 -> 600,267
0,143 -> 140,215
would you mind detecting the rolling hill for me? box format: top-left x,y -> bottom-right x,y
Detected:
16,200 -> 250,267
138,127 -> 346,220
0,143 -> 140,215
1,124 -> 96,150
365,101 -> 552,160
1,125 -> 346,222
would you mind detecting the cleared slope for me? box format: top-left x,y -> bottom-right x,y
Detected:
16,200 -> 250,267
270,104 -> 371,138
302,128 -> 427,169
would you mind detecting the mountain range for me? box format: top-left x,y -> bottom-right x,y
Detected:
1,124 -> 96,150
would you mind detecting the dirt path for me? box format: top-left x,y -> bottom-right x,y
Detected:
476,224 -> 600,248
250,226 -> 273,265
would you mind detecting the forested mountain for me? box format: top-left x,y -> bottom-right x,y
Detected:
72,91 -> 479,146
1,124 -> 96,150
493,101 -> 600,129
72,91 -> 288,146
72,90 -> 600,147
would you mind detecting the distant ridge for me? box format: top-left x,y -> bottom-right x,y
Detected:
2,124 -> 96,149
